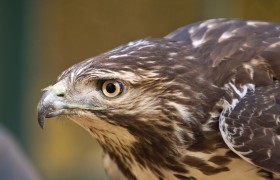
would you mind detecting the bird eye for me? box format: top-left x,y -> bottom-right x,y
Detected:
101,80 -> 123,98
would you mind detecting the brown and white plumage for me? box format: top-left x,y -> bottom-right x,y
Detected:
37,19 -> 280,180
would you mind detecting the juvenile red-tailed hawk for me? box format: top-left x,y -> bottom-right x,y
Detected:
37,19 -> 280,180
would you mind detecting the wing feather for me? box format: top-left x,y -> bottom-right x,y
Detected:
220,81 -> 280,174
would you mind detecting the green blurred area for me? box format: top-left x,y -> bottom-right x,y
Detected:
1,0 -> 280,179
0,0 -> 25,139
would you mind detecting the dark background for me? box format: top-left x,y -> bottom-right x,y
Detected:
1,0 -> 280,179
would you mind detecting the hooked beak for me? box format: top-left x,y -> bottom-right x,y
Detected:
37,80 -> 105,129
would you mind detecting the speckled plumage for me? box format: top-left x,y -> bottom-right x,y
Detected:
37,19 -> 280,180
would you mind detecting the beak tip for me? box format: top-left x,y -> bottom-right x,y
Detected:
37,113 -> 45,129
39,122 -> 45,129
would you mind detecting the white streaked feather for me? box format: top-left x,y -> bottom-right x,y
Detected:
167,102 -> 191,121
218,31 -> 234,42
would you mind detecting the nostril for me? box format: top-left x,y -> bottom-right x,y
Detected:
57,93 -> 65,97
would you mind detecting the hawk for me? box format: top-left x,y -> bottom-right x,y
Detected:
37,19 -> 280,180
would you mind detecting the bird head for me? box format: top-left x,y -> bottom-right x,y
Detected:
37,38 -> 214,171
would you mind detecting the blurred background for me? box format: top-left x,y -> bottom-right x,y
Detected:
1,0 -> 280,179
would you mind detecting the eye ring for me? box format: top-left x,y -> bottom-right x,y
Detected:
101,80 -> 123,98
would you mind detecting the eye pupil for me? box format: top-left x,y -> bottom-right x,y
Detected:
101,80 -> 123,98
106,83 -> 116,93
